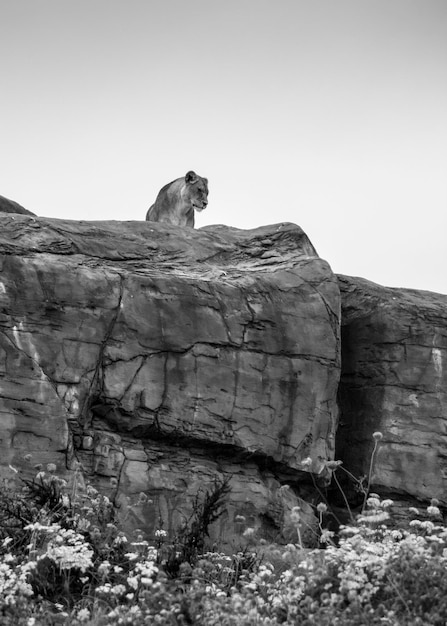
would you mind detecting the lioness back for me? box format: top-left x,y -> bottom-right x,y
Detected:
146,170 -> 208,228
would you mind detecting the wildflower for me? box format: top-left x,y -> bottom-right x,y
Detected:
409,506 -> 419,515
290,507 -> 301,523
76,608 -> 90,623
381,499 -> 394,508
427,505 -> 441,517
98,561 -> 111,576
46,463 -> 57,473
127,576 -> 138,590
61,494 -> 70,508
113,533 -> 128,546
242,527 -> 256,538
155,529 -> 167,538
358,510 -> 389,524
44,529 -> 94,572
235,514 -> 246,523
2,537 -> 13,547
372,431 -> 383,441
317,502 -> 328,514
366,496 -> 381,509
3,554 -> 15,563
320,529 -> 335,544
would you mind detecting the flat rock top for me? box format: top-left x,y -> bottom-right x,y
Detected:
338,273 -> 447,320
0,216 -> 321,280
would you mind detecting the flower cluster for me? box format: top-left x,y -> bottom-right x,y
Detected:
25,523 -> 94,573
0,556 -> 33,606
2,458 -> 447,625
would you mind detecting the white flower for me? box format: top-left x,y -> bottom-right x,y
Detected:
366,496 -> 380,509
112,584 -> 126,596
76,608 -> 90,623
381,499 -> 394,508
427,505 -> 441,517
320,529 -> 335,544
127,576 -> 138,590
98,561 -> 111,576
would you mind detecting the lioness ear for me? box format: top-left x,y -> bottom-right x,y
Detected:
185,171 -> 198,184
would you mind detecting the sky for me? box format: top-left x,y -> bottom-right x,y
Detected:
1,0 -> 446,294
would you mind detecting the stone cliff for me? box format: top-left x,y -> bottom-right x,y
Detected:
1,214 -> 446,544
0,215 -> 340,545
337,274 -> 447,506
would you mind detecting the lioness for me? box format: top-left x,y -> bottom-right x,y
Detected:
146,171 -> 208,228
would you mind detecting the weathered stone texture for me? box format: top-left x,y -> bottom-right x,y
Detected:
337,275 -> 447,504
0,194 -> 35,216
0,215 -> 340,543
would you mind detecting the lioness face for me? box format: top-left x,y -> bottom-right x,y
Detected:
184,171 -> 209,213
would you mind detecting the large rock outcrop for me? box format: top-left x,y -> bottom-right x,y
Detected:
0,215 -> 340,544
337,275 -> 447,505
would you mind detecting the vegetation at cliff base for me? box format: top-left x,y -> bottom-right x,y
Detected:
1,460 -> 447,625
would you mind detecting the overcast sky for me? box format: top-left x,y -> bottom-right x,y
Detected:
1,0 -> 446,294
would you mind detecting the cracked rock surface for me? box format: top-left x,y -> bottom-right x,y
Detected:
337,275 -> 447,505
0,215 -> 340,544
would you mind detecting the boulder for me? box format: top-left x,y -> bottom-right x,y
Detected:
0,215 -> 340,544
0,194 -> 36,216
337,274 -> 447,505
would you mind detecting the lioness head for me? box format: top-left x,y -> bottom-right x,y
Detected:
183,170 -> 209,213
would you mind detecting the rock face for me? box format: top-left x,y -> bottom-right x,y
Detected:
0,194 -> 35,216
0,215 -> 340,544
337,275 -> 447,505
